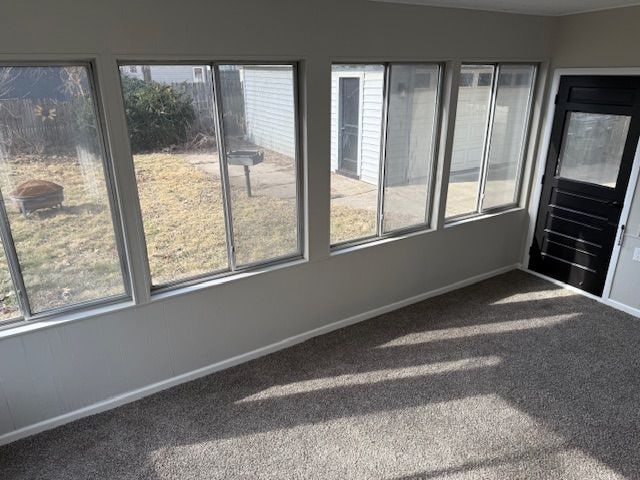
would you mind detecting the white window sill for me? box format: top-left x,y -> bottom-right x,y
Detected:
330,225 -> 437,256
444,206 -> 523,228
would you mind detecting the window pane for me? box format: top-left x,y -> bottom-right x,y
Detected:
218,65 -> 300,266
0,240 -> 19,322
0,66 -> 125,313
558,112 -> 630,188
483,65 -> 535,210
383,64 -> 439,232
446,65 -> 494,219
119,64 -> 229,286
330,64 -> 384,244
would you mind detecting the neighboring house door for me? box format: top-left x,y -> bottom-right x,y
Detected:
338,77 -> 360,177
529,75 -> 640,296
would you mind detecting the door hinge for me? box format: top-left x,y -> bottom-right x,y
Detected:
541,173 -> 545,185
554,94 -> 558,105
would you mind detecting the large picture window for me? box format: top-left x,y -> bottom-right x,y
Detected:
119,63 -> 302,287
330,63 -> 442,247
445,63 -> 536,220
0,64 -> 128,321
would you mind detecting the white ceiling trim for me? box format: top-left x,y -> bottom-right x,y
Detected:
369,0 -> 640,16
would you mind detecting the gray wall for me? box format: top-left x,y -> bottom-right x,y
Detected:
0,0 -> 555,440
553,7 -> 640,311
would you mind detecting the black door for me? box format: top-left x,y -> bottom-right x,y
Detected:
338,77 -> 360,177
529,75 -> 640,295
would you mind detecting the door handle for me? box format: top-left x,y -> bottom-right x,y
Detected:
617,224 -> 626,247
609,200 -> 621,207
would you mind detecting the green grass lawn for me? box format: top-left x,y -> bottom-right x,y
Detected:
0,153 -> 377,321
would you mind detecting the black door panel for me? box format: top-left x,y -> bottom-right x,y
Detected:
530,75 -> 640,295
549,189 -> 613,219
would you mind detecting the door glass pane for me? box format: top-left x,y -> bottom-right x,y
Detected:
217,64 -> 300,266
383,64 -> 440,232
483,65 -> 535,210
330,64 -> 384,245
0,65 -> 125,313
558,112 -> 630,188
446,65 -> 495,219
119,64 -> 229,286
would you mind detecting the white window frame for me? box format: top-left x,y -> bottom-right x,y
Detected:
445,62 -> 538,223
331,62 -> 444,250
0,61 -> 132,326
117,61 -> 305,293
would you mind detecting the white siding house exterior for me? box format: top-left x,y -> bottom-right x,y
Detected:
331,65 -> 385,185
121,65 -> 208,84
451,64 -> 534,176
384,64 -> 439,187
241,66 -> 296,158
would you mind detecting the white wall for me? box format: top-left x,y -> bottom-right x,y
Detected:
0,0 -> 555,442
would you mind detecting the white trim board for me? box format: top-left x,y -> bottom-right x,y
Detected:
523,67 -> 640,309
521,267 -> 640,318
0,263 -> 520,447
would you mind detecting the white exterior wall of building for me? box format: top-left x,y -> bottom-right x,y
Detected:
384,65 -> 439,187
242,66 -> 296,158
120,65 -> 206,84
451,65 -> 534,175
330,66 -> 384,185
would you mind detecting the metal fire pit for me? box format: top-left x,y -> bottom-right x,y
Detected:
10,180 -> 64,217
227,149 -> 264,197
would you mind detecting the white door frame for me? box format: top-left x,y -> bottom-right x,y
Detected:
523,67 -> 640,314
335,71 -> 365,178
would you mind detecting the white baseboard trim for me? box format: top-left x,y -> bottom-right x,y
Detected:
0,263 -> 520,447
605,298 -> 640,318
520,267 -> 640,319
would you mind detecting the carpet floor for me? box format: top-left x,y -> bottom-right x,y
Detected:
1,271 -> 639,479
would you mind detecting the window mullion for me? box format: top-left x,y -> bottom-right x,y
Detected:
426,63 -> 444,226
0,188 -> 32,319
477,64 -> 500,214
87,62 -> 134,301
376,64 -> 392,237
511,65 -> 538,206
211,64 -> 237,272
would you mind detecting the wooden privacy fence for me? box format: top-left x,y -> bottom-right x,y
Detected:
0,69 -> 248,155
0,97 -> 82,155
173,82 -> 217,140
172,69 -> 246,139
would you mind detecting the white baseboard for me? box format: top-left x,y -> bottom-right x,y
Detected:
520,267 -> 640,319
605,298 -> 640,318
0,263 -> 520,447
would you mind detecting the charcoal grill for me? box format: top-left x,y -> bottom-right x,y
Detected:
227,149 -> 264,197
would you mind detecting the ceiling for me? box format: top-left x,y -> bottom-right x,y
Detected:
369,0 -> 640,16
